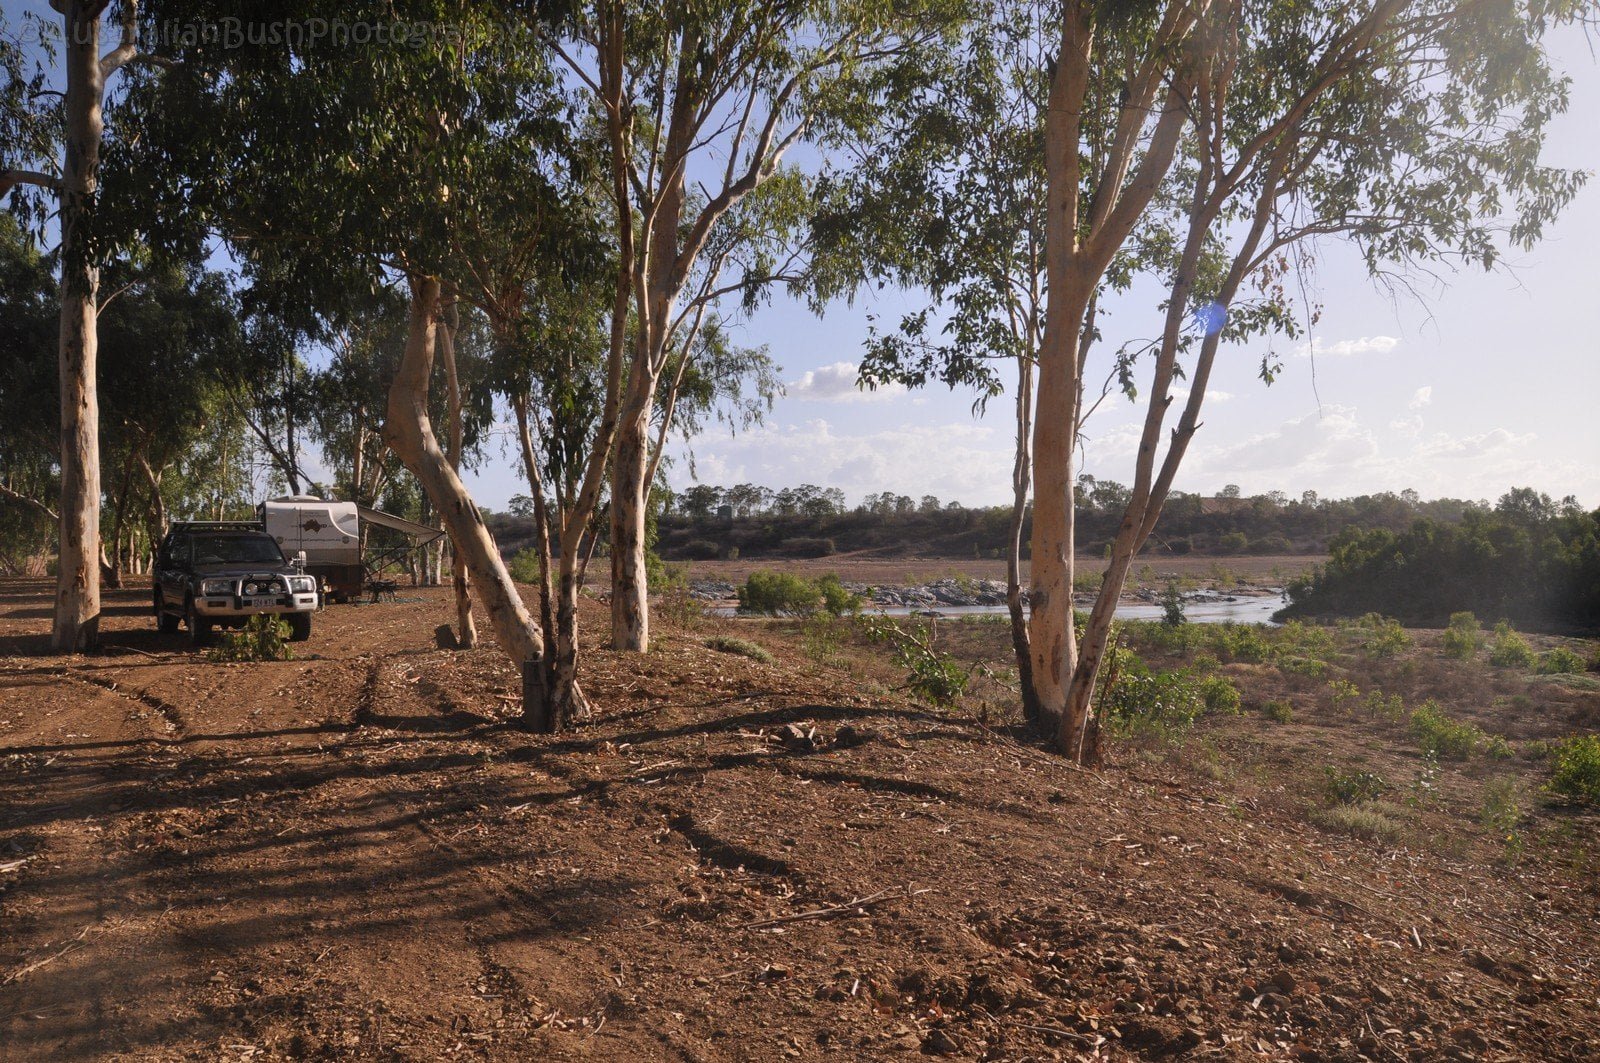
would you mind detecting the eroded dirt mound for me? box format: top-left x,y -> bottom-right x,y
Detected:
2,581 -> 1597,1061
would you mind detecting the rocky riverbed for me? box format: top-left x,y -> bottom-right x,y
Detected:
689,576 -> 1283,613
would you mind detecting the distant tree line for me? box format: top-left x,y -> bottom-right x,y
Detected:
1281,489 -> 1600,633
640,480 -> 1518,561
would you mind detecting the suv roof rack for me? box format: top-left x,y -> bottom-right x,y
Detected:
167,520 -> 266,534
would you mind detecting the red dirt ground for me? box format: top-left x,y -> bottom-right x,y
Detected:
2,578 -> 1598,1061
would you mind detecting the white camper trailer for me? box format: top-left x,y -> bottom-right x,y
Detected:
260,496 -> 363,601
258,496 -> 446,602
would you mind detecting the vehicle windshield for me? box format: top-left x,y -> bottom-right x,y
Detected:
191,536 -> 285,567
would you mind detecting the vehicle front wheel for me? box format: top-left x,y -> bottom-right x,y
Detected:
286,612 -> 312,642
185,599 -> 211,646
155,592 -> 179,634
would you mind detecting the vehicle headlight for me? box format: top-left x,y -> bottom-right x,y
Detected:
290,576 -> 316,593
200,578 -> 234,596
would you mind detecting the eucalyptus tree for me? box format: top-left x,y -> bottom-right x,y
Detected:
1047,0 -> 1588,762
547,0 -> 964,652
812,1 -> 1056,717
2,0 -> 171,650
134,1 -> 587,675
823,0 -> 1587,762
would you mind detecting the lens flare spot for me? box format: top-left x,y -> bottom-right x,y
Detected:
1193,301 -> 1228,337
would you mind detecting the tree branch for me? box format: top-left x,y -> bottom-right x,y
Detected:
0,170 -> 61,196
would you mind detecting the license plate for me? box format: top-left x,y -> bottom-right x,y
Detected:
245,597 -> 276,608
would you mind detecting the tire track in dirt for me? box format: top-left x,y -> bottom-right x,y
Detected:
55,667 -> 188,738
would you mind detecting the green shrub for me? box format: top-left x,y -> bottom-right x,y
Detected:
736,571 -> 858,617
1199,675 -> 1242,714
1190,652 -> 1221,674
859,615 -> 970,707
1488,621 -> 1535,669
1324,767 -> 1388,806
507,548 -> 543,585
1363,688 -> 1406,723
209,614 -> 293,663
1441,612 -> 1483,660
1349,612 -> 1410,658
737,571 -> 823,615
1159,582 -> 1186,627
1219,531 -> 1248,554
1278,655 -> 1328,679
1263,700 -> 1294,723
1547,735 -> 1600,804
705,636 -> 774,664
1409,699 -> 1481,759
814,573 -> 862,616
1327,678 -> 1361,713
1537,646 -> 1586,675
1213,623 -> 1269,663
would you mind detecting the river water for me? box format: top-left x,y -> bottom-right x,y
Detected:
711,592 -> 1288,626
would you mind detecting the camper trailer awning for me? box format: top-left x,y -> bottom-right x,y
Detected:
356,505 -> 446,547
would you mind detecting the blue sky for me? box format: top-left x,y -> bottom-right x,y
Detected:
604,21 -> 1600,511
8,3 -> 1597,511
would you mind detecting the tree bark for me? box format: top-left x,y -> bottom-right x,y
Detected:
1007,347 -> 1040,723
437,292 -> 477,649
52,2 -> 109,653
608,389 -> 652,652
512,394 -> 587,731
384,275 -> 541,667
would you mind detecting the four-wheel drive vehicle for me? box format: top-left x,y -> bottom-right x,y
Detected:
153,521 -> 319,644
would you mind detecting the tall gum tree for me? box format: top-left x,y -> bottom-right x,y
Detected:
548,0 -> 963,652
133,1 -> 587,674
2,0 -> 169,650
1051,0 -> 1589,762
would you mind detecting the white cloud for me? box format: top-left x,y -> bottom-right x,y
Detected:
1390,415 -> 1424,437
1294,335 -> 1400,358
1408,386 -> 1433,410
668,418 -> 1008,504
785,361 -> 905,403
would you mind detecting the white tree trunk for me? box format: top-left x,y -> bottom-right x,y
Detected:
609,394 -> 652,652
437,294 -> 477,649
52,3 -> 108,653
383,275 -> 540,668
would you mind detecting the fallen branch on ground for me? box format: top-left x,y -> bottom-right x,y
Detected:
740,886 -> 932,929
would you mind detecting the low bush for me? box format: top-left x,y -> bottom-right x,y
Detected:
1307,803 -> 1404,842
814,573 -> 862,616
1537,646 -> 1586,675
209,614 -> 293,663
859,615 -> 970,707
507,548 -> 543,585
1409,699 -> 1482,759
1488,621 -> 1535,669
1199,675 -> 1242,714
1348,612 -> 1410,658
1440,611 -> 1483,660
1323,767 -> 1388,806
737,571 -> 822,615
1327,678 -> 1361,713
705,636 -> 774,664
736,570 -> 859,617
1547,735 -> 1600,804
1262,700 -> 1294,724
